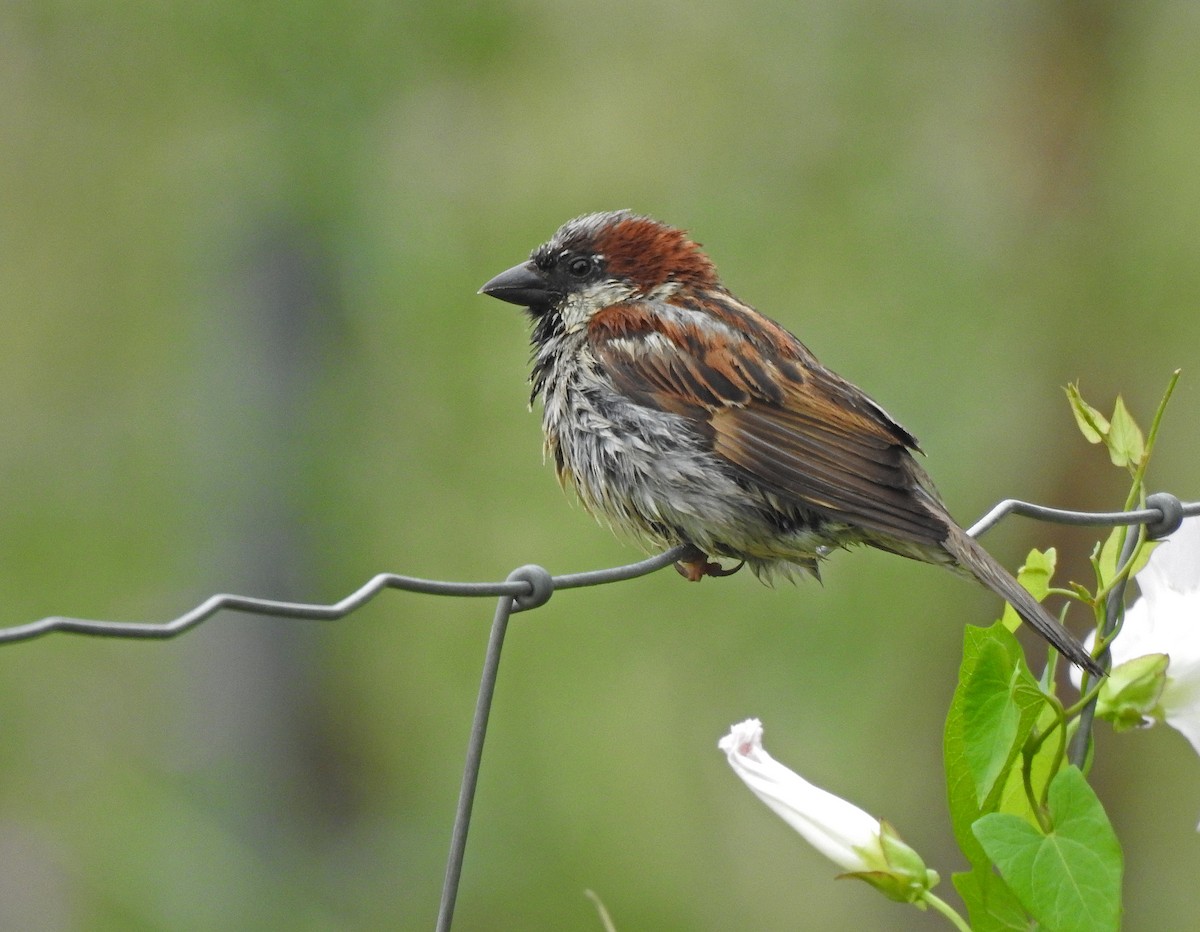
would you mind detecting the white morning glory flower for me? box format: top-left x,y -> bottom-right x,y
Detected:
1075,516 -> 1200,757
718,719 -> 937,902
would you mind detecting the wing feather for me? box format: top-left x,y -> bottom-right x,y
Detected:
588,299 -> 948,546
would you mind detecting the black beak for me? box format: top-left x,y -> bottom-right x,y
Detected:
479,261 -> 554,308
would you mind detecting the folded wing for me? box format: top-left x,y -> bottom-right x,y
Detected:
587,297 -> 949,547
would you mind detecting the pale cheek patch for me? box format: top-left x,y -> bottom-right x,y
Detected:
560,282 -> 637,332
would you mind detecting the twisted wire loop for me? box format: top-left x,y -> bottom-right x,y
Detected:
0,498 -> 1195,930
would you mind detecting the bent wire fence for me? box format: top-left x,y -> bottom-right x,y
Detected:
0,492 -> 1195,929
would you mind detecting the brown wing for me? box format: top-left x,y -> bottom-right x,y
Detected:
587,298 -> 948,546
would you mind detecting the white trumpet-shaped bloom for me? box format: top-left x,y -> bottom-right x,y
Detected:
719,719 -> 937,902
719,718 -> 880,872
1075,517 -> 1200,757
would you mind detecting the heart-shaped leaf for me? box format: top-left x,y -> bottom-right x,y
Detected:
974,767 -> 1122,932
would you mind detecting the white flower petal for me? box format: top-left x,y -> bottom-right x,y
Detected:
719,719 -> 882,873
1162,662 -> 1200,758
1139,517 -> 1200,599
1081,518 -> 1200,763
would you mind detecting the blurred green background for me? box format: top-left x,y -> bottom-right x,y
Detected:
2,2 -> 1198,929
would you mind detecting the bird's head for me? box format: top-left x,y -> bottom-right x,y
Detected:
479,211 -> 720,324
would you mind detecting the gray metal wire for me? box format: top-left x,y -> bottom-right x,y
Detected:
1067,525 -> 1141,768
0,495 -> 1195,929
967,494 -> 1197,538
0,547 -> 690,645
433,548 -> 690,932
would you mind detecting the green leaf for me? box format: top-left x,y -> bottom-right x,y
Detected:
1097,653 -> 1168,732
1143,369 -> 1182,462
1097,530 -> 1156,591
1067,581 -> 1093,602
1096,527 -> 1124,589
1001,547 -> 1056,631
1066,384 -> 1146,468
1019,547 -> 1056,602
994,703 -> 1064,827
1065,383 -> 1110,445
1125,538 -> 1158,582
974,767 -> 1123,932
962,637 -> 1047,805
953,868 -> 1029,932
945,625 -> 1048,868
946,644 -> 990,866
1106,396 -> 1145,468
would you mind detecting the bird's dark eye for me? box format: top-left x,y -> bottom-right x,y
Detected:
566,255 -> 593,278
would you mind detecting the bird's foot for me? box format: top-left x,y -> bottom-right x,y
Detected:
673,545 -> 745,581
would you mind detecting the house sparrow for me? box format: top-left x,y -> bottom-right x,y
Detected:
481,210 -> 1101,676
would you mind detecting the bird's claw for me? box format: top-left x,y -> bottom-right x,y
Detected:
673,547 -> 745,581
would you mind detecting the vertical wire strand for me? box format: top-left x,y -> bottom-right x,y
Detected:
436,594 -> 516,932
1068,527 -> 1141,767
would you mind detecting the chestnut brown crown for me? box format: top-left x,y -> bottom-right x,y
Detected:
480,211 -> 721,312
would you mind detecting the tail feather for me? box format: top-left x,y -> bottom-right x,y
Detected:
943,526 -> 1104,677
